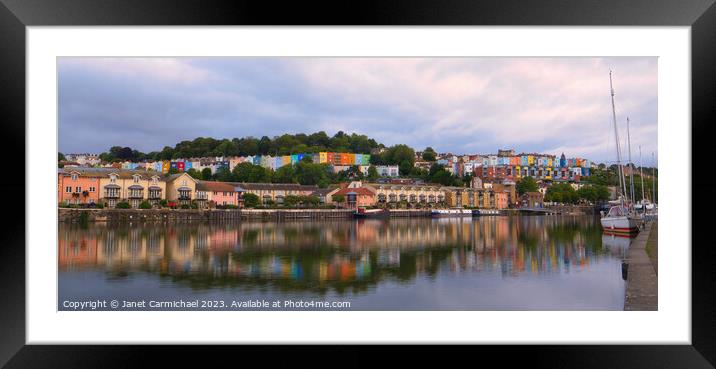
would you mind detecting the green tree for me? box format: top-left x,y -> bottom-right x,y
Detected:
58,152 -> 66,161
332,195 -> 345,204
516,177 -> 539,195
577,186 -> 596,203
545,183 -> 577,204
233,162 -> 272,183
295,162 -> 329,186
594,185 -> 611,202
302,195 -> 320,206
284,195 -> 301,207
381,144 -> 415,175
201,168 -> 213,180
273,164 -> 297,183
214,166 -> 234,182
367,165 -> 379,181
242,193 -> 260,208
422,147 -> 437,161
186,168 -> 202,180
138,200 -> 152,209
115,201 -> 131,209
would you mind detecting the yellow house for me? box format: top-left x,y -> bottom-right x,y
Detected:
164,172 -> 198,206
98,170 -> 166,208
161,160 -> 171,174
527,155 -> 534,165
319,152 -> 328,164
281,156 -> 291,166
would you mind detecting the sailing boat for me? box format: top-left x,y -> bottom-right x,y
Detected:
634,145 -> 650,211
600,71 -> 640,235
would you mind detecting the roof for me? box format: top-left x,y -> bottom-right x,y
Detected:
333,187 -> 375,196
161,172 -> 199,183
310,187 -> 337,196
58,167 -> 162,180
234,182 -> 318,191
197,181 -> 239,192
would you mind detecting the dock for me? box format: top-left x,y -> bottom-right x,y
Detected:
624,221 -> 658,311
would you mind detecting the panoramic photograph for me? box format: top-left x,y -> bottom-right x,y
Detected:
57,57 -> 658,311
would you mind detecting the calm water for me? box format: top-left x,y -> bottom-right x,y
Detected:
58,215 -> 629,310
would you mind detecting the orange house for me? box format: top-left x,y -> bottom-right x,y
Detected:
333,187 -> 376,209
495,192 -> 508,209
58,169 -> 101,205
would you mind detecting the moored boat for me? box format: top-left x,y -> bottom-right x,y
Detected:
354,208 -> 390,219
600,206 -> 640,234
471,209 -> 501,216
431,209 -> 473,217
600,71 -> 640,236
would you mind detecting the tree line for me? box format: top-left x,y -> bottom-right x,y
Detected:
95,131 -> 384,162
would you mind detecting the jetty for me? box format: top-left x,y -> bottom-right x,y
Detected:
623,221 -> 658,310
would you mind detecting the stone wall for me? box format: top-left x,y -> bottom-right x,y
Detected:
58,208 -> 242,223
58,208 -> 355,223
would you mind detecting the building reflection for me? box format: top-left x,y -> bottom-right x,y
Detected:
59,216 -> 613,294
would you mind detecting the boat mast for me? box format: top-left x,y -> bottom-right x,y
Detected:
609,71 -> 628,207
639,145 -> 646,205
652,152 -> 656,205
627,117 -> 635,211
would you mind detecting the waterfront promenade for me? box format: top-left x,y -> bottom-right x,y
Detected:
624,221 -> 658,311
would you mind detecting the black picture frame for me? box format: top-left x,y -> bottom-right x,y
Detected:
1,0 -> 713,367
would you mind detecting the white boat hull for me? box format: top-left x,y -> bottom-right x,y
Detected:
600,216 -> 640,234
431,209 -> 473,217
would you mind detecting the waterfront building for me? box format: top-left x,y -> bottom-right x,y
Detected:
311,187 -> 339,204
367,183 -> 444,208
444,187 -> 500,209
195,180 -> 242,208
164,172 -> 197,206
75,168 -> 167,208
490,182 -> 517,207
237,183 -> 319,205
332,187 -> 377,209
58,169 -> 102,205
521,191 -> 544,208
495,191 -> 508,209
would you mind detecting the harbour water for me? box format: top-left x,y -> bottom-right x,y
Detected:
58,215 -> 628,310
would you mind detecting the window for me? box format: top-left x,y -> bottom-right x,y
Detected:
133,175 -> 140,183
89,187 -> 95,192
71,173 -> 78,181
75,186 -> 82,192
65,186 -> 72,193
110,174 -> 117,183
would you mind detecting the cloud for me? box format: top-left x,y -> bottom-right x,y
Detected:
58,57 -> 657,164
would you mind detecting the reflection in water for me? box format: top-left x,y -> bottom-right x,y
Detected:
59,216 -> 625,310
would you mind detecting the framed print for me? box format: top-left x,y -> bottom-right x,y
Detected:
1,0 -> 714,367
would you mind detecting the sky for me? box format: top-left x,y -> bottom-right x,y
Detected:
58,57 -> 658,165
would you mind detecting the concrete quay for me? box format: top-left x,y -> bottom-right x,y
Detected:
624,221 -> 658,311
